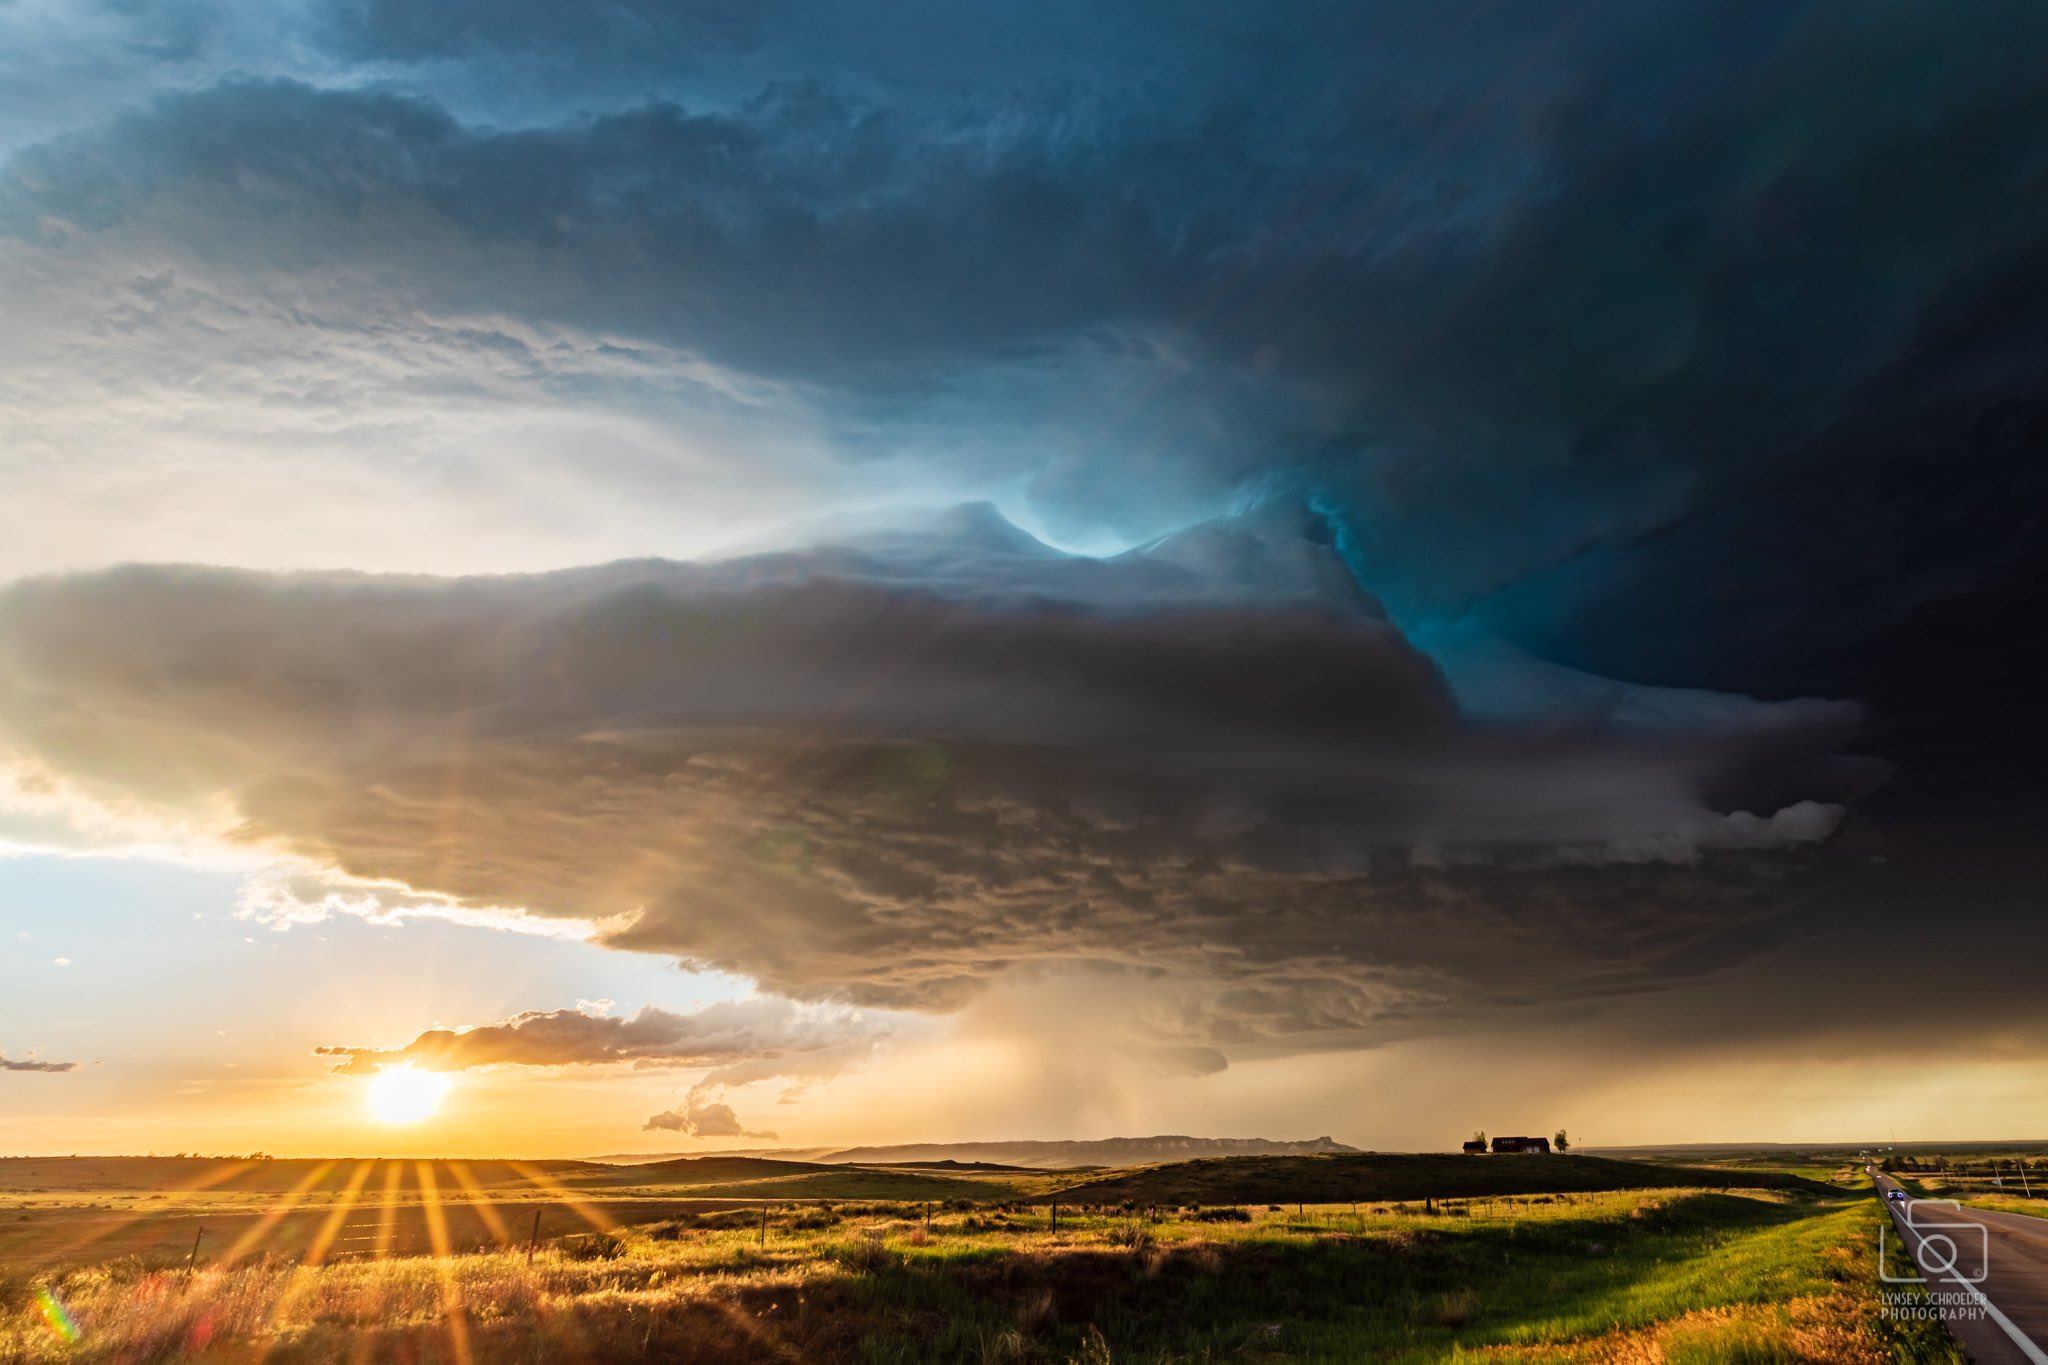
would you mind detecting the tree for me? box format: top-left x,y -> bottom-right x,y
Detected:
1471,1130 -> 1487,1147
1553,1129 -> 1571,1153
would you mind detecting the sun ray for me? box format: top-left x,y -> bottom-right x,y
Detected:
704,1295 -> 810,1365
505,1160 -> 619,1235
417,1162 -> 475,1365
219,1160 -> 338,1268
244,1162 -> 380,1365
346,1162 -> 411,1365
372,1159 -> 406,1260
445,1161 -> 513,1248
38,1159 -> 257,1266
302,1160 -> 378,1268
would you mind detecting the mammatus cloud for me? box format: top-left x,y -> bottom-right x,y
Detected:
316,996 -> 886,1076
0,505 -> 1876,1055
1,1052 -> 82,1073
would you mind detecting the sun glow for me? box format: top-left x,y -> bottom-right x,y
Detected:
367,1065 -> 450,1125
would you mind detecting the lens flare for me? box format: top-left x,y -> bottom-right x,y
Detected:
36,1286 -> 79,1343
367,1065 -> 450,1125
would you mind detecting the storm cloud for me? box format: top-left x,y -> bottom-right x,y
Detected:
8,1 -> 2048,589
0,504 -> 1874,1048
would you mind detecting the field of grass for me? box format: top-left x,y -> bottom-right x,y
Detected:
1952,1192 -> 2048,1220
0,1155 -> 1955,1363
0,1158 -> 1041,1281
1038,1152 -> 1834,1207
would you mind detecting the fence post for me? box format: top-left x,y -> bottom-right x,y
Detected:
527,1208 -> 541,1265
187,1226 -> 205,1280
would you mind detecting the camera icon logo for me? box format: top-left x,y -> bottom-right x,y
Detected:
1881,1199 -> 1990,1284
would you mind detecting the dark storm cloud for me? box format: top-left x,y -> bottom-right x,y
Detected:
317,0 -> 774,64
315,998 -> 884,1075
9,1 -> 2048,592
0,507 -> 1871,1045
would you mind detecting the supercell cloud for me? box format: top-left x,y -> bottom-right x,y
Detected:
1,0 -> 2046,1114
0,504 -> 1873,1056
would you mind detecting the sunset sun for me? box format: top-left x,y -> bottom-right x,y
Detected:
367,1066 -> 449,1125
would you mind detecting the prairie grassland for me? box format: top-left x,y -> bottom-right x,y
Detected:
1029,1153 -> 1832,1208
1,1188 -> 1957,1363
1953,1193 -> 2048,1220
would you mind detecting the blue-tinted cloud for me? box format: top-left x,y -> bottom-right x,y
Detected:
6,1 -> 2048,599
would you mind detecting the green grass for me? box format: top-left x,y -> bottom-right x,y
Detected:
1956,1193 -> 2048,1220
1041,1152 -> 1833,1207
0,1184 -> 1930,1363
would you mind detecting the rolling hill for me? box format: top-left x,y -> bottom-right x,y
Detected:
589,1135 -> 1360,1169
1035,1152 -> 1837,1205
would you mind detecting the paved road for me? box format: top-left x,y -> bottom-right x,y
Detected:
1873,1169 -> 2048,1364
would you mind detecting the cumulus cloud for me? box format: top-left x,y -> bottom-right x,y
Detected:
0,505 -> 1872,1048
643,1096 -> 776,1140
316,996 -> 886,1076
1,1052 -> 82,1073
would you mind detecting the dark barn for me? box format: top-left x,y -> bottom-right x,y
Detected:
1490,1136 -> 1552,1154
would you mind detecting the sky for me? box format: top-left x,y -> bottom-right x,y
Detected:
2,0 -> 2046,1157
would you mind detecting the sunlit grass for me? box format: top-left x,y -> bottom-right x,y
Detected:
0,1188 -> 1950,1364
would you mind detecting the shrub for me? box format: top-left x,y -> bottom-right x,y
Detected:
828,1231 -> 899,1273
1194,1207 -> 1252,1223
1109,1221 -> 1152,1250
556,1233 -> 624,1261
1433,1288 -> 1480,1328
688,1209 -> 761,1231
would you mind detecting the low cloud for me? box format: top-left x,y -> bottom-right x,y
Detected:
1,1052 -> 82,1073
0,504 -> 1873,1050
316,996 -> 886,1076
643,1096 -> 776,1141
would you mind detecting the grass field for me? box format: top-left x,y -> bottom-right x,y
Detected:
0,1156 -> 1036,1278
1953,1192 -> 2048,1220
1036,1152 -> 1834,1207
0,1154 -> 1959,1363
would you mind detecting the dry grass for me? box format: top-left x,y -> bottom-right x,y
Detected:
0,1187 -> 1946,1363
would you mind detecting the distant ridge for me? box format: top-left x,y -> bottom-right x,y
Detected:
588,1135 -> 1359,1170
